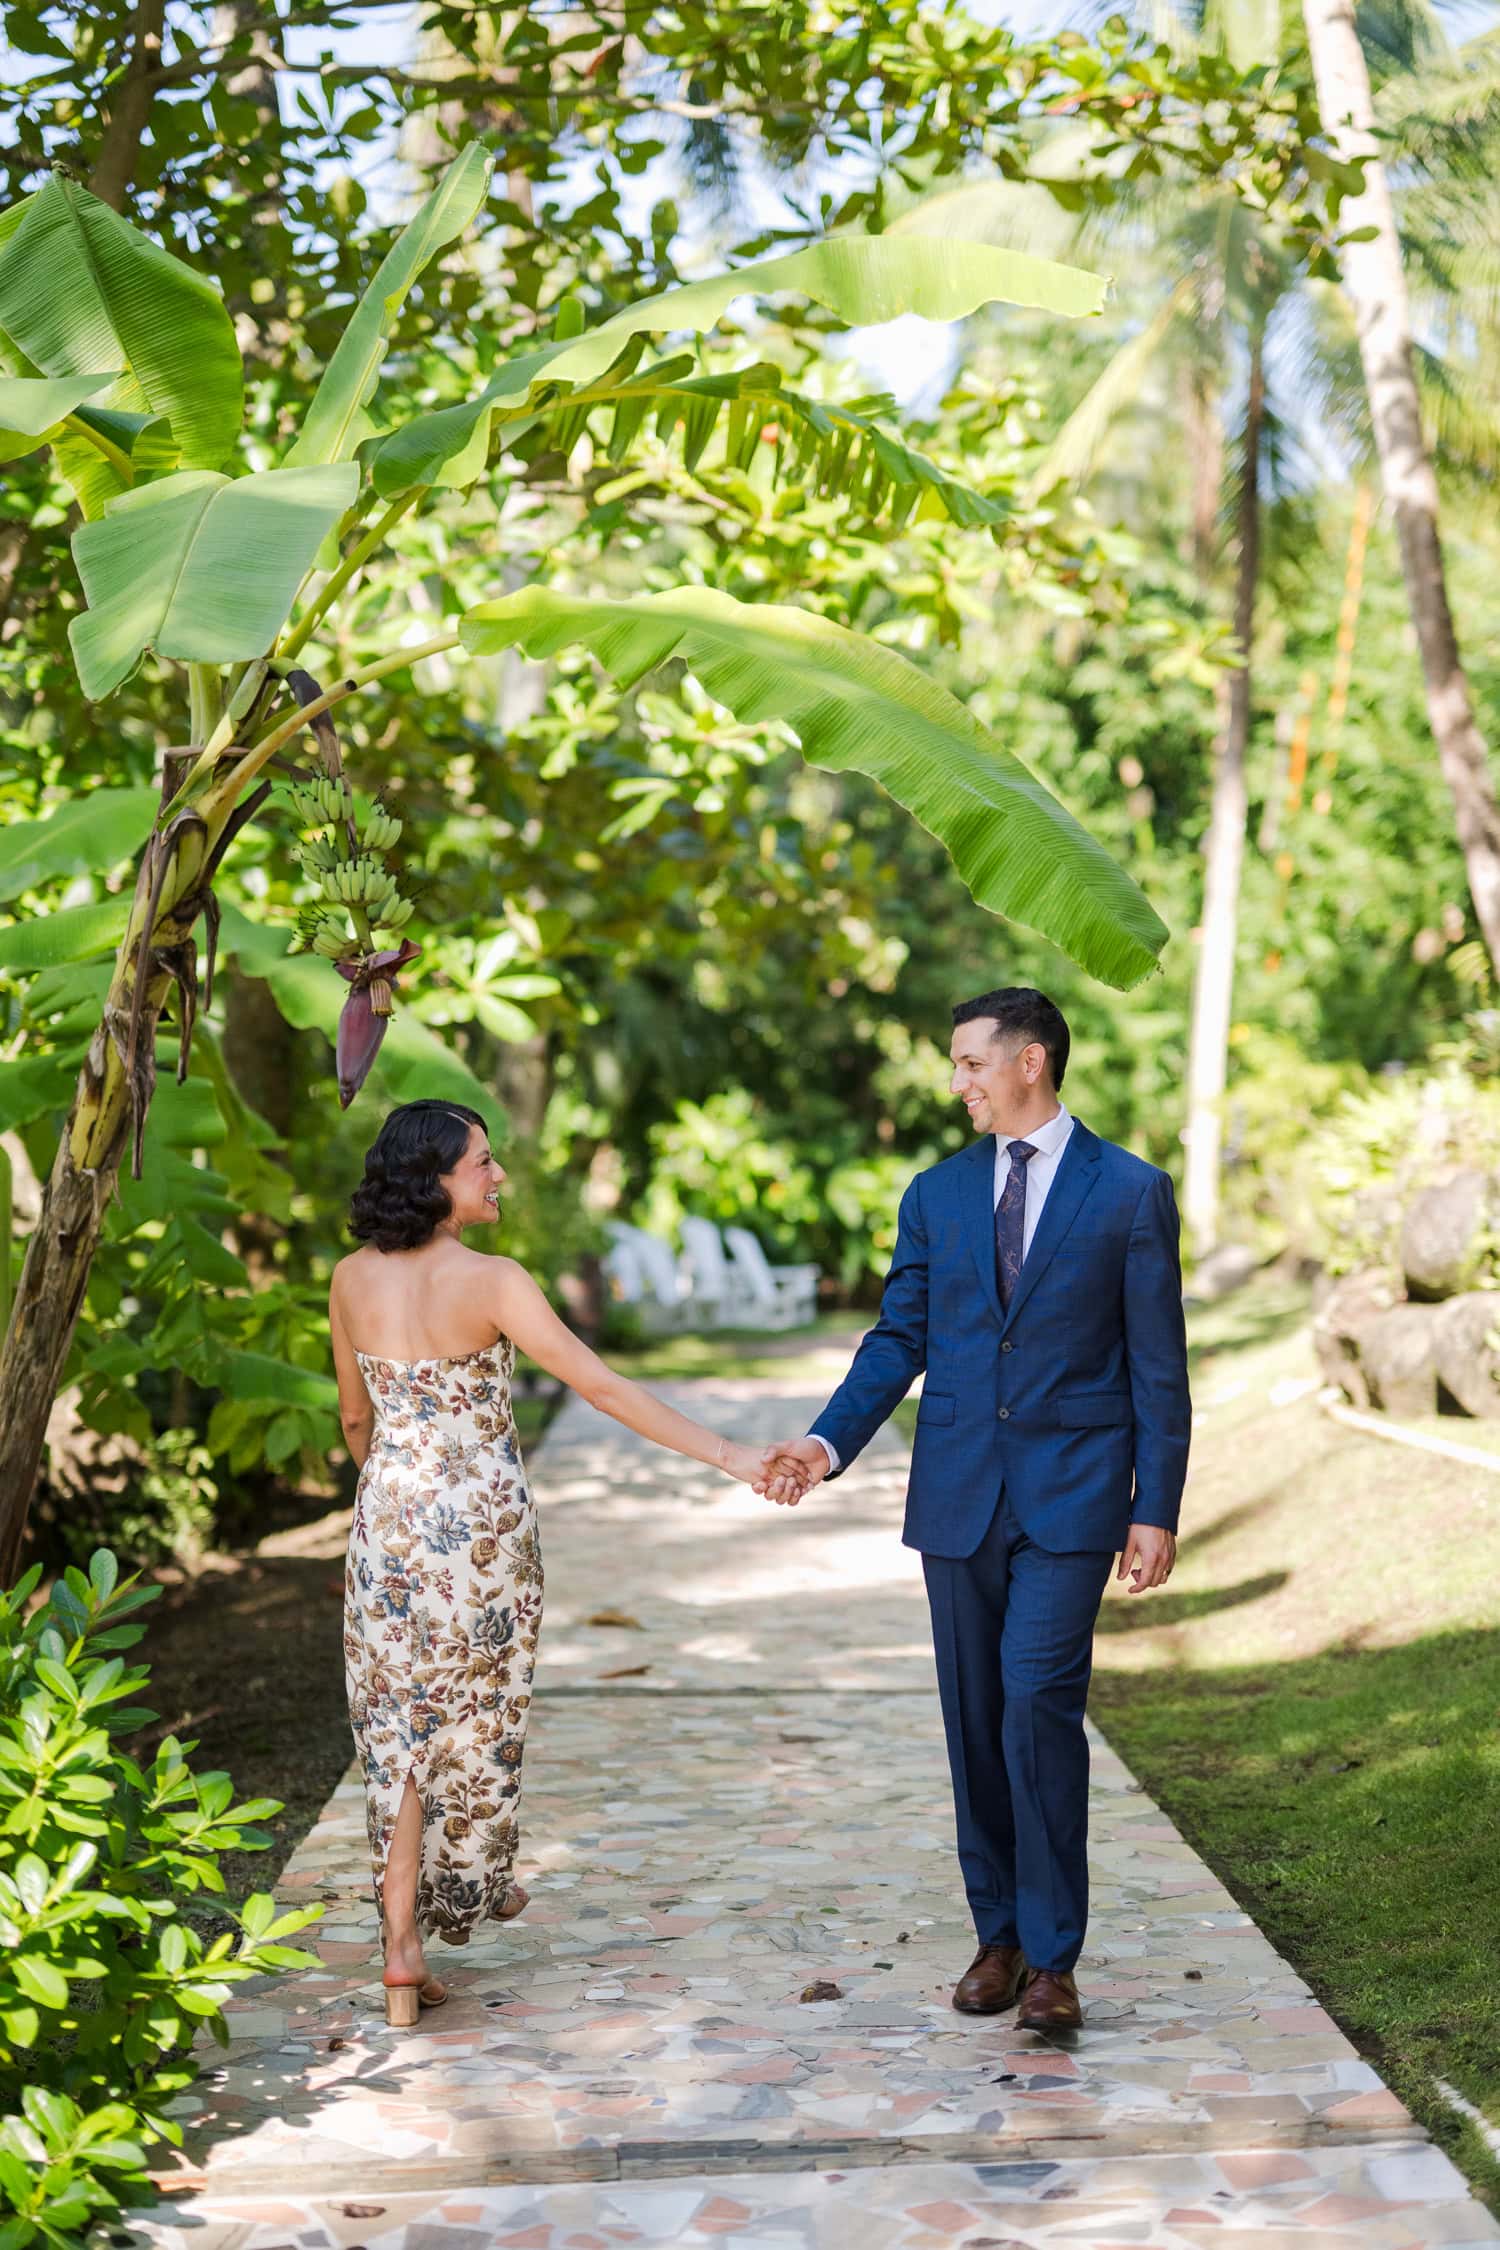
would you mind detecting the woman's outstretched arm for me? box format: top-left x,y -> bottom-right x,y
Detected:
491,1257 -> 791,1487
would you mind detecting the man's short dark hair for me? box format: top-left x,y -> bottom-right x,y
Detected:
951,987 -> 1070,1090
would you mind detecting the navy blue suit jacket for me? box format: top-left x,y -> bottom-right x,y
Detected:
810,1122 -> 1191,1557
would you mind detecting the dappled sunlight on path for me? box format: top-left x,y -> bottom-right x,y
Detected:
127,1372 -> 1500,2248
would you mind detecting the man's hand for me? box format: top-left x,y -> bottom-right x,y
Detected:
1117,1524 -> 1175,1594
755,1437 -> 830,1507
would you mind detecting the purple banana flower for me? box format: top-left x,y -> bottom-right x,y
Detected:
335,940 -> 421,1108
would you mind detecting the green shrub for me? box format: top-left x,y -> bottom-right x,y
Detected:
0,1552 -> 322,2245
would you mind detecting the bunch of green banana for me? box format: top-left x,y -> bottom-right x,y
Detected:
359,807 -> 403,851
318,855 -> 397,906
288,774 -> 350,830
310,920 -> 361,960
372,896 -> 415,932
298,834 -> 342,873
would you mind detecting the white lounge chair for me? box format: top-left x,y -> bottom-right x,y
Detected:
604,1222 -> 692,1333
678,1214 -> 756,1329
725,1225 -> 820,1329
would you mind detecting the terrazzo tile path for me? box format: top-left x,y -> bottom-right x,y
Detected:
129,1362 -> 1500,2248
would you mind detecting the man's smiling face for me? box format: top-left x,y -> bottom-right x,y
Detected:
948,1018 -> 1047,1139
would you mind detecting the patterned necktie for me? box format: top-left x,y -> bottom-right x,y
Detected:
995,1139 -> 1038,1311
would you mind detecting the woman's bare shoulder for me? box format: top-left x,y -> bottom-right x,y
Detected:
329,1245 -> 377,1294
483,1251 -> 537,1293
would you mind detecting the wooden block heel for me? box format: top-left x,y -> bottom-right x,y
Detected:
384,1984 -> 421,2027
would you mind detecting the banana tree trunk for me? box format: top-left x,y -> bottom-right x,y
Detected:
0,766 -> 225,1581
1302,0 -> 1500,968
1182,328 -> 1264,1262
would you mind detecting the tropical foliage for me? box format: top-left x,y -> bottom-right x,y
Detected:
0,1552 -> 321,2240
1,0 -> 1497,1576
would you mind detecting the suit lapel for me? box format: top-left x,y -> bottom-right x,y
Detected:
999,1121 -> 1102,1336
960,1135 -> 1004,1326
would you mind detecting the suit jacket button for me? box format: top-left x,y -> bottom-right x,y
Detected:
998,1407 -> 1010,1420
1001,1339 -> 1014,1353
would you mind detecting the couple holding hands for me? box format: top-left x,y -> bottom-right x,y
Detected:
330,985 -> 1189,2027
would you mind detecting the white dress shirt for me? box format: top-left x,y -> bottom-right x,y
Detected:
812,1104 -> 1074,1475
996,1102 -> 1074,1257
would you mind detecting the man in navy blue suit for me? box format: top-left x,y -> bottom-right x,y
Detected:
758,987 -> 1190,2031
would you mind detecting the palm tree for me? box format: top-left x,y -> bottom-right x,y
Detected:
1302,0 -> 1500,968
974,0 -> 1500,1254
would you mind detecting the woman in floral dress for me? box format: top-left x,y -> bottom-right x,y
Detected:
330,1100 -> 789,2024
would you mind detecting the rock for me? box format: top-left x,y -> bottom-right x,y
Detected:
1432,1292 -> 1500,1419
1311,1268 -> 1399,1407
1358,1304 -> 1439,1418
1402,1169 -> 1491,1301
1185,1242 -> 1260,1304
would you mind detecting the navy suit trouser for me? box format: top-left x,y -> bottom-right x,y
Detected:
923,1492 -> 1114,1973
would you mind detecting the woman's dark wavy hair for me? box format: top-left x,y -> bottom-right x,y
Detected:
348,1100 -> 490,1252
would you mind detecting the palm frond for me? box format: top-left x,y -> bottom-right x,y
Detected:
1026,277 -> 1195,498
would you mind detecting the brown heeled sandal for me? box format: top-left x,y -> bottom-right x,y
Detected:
383,1976 -> 447,2026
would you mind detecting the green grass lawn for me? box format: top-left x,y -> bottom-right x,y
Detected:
1092,1279 -> 1500,2210
592,1282 -> 1500,2207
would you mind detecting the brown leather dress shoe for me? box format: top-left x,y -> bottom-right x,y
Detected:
952,1942 -> 1027,2015
1016,1967 -> 1082,2030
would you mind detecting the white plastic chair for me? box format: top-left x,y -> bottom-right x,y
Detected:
603,1226 -> 640,1294
605,1222 -> 691,1332
678,1215 -> 757,1329
725,1225 -> 820,1329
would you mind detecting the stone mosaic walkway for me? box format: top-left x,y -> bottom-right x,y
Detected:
130,1361 -> 1500,2248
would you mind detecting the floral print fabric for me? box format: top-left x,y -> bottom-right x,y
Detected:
344,1337 -> 542,1945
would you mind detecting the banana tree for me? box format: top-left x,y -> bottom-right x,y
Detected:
0,145 -> 1169,1577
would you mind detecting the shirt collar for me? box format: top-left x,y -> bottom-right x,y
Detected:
1001,1102 -> 1071,1160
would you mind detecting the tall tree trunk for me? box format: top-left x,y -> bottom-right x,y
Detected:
0,746 -> 257,1579
90,0 -> 167,210
1302,0 -> 1500,966
1185,368 -> 1223,579
212,0 -> 287,347
1182,328 -> 1264,1261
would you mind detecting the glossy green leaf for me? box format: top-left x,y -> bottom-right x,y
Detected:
0,1055 -> 78,1131
13,1955 -> 67,2008
0,786 -> 156,902
68,462 -> 360,700
461,586 -> 1166,990
373,232 -> 1107,495
0,898 -> 128,971
0,174 -> 242,473
175,1217 -> 248,1290
0,369 -> 120,462
216,1353 -> 338,1408
286,141 -> 492,468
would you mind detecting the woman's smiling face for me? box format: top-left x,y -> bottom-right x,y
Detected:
440,1122 -> 508,1230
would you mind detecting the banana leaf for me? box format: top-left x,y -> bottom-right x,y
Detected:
461,586 -> 1166,991
0,787 -> 157,903
285,142 -> 493,470
0,370 -> 120,464
68,461 -> 359,699
374,232 -> 1107,496
0,175 -> 242,491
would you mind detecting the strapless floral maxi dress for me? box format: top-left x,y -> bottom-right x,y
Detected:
344,1337 -> 542,1945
